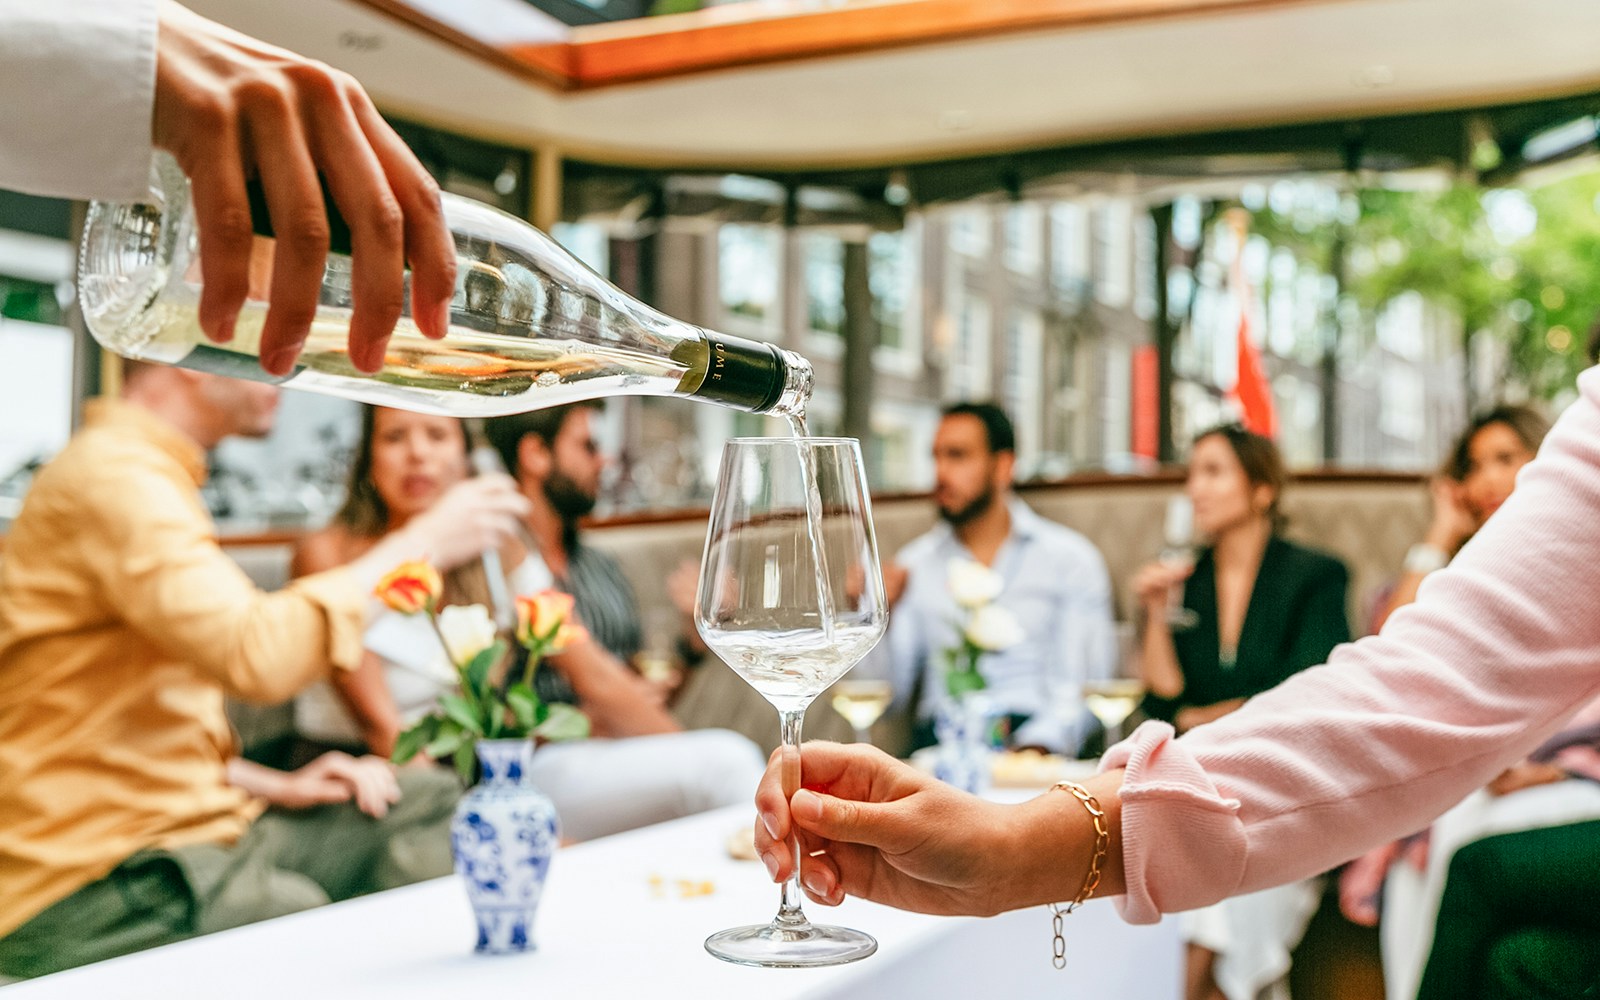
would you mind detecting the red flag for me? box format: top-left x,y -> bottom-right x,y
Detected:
1232,311 -> 1277,438
1225,210 -> 1277,439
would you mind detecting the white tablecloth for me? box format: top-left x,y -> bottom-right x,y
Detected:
8,803 -> 1178,999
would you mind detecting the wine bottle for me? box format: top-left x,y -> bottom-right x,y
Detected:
77,154 -> 812,419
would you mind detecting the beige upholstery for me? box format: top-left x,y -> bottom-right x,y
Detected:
216,476 -> 1428,757
589,477 -> 1430,755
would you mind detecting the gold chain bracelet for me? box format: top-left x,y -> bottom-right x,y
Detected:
1047,780 -> 1109,970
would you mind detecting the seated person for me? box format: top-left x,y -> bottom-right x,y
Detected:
297,406 -> 765,843
1416,818 -> 1600,998
0,366 -> 527,979
1373,405 -> 1552,632
1336,406 -> 1600,1000
1131,423 -> 1350,1000
870,402 -> 1117,756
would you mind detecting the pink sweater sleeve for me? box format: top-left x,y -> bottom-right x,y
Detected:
1104,368 -> 1600,924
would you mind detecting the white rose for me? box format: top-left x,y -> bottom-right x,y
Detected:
947,558 -> 1003,609
437,604 -> 498,665
966,604 -> 1024,652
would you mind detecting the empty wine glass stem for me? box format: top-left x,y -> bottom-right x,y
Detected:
778,708 -> 808,925
853,726 -> 871,745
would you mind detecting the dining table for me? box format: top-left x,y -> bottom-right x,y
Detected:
6,792 -> 1179,999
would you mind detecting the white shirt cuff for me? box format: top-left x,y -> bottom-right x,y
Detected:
0,0 -> 158,200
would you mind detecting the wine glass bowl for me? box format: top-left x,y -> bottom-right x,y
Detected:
695,437 -> 888,968
1161,495 -> 1200,631
830,679 -> 893,745
1083,678 -> 1147,748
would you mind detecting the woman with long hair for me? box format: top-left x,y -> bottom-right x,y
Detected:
293,406 -> 765,842
1336,404 -> 1600,1000
1375,405 -> 1551,631
1130,425 -> 1351,1000
292,406 -> 533,759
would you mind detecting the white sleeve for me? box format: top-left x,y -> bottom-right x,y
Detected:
507,552 -> 555,594
0,0 -> 158,200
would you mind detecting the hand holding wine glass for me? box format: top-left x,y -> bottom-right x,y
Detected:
695,437 -> 888,967
1159,495 -> 1200,630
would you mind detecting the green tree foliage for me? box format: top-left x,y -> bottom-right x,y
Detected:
1241,168 -> 1600,402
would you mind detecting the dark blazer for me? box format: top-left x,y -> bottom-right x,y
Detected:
1142,536 -> 1351,725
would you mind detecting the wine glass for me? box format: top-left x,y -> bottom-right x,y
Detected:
1082,677 -> 1146,748
696,437 -> 889,968
1160,494 -> 1200,631
830,679 -> 893,745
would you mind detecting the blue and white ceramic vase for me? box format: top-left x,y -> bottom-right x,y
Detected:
450,738 -> 560,954
932,691 -> 996,795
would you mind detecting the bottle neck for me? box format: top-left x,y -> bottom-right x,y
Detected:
687,332 -> 810,416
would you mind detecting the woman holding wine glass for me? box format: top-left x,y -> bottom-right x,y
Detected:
1128,424 -> 1350,1000
293,406 -> 765,841
753,366 -> 1600,998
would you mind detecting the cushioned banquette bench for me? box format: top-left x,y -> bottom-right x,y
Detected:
221,472 -> 1428,759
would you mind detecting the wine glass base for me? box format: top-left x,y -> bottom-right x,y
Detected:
705,920 -> 878,968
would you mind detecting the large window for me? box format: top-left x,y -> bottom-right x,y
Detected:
948,206 -> 991,258
1003,309 -> 1044,471
0,229 -> 75,518
946,287 -> 992,401
1003,203 -> 1043,275
1050,202 -> 1089,299
1092,201 -> 1133,308
718,224 -> 780,323
803,232 -> 844,336
869,230 -> 910,351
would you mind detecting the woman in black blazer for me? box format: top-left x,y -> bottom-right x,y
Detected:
1134,425 -> 1350,734
1131,423 -> 1351,1000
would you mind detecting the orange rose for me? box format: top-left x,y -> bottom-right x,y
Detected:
515,590 -> 585,652
375,562 -> 442,615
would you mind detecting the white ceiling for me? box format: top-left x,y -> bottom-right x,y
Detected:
187,0 -> 1600,170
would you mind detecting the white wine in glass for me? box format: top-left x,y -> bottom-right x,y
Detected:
831,680 -> 893,745
1161,495 -> 1201,631
1083,678 -> 1146,747
696,437 -> 888,968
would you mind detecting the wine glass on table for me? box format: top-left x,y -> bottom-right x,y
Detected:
830,679 -> 893,745
695,437 -> 889,968
1160,494 -> 1200,631
1082,676 -> 1146,748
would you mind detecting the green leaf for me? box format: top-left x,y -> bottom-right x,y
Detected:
424,720 -> 469,760
506,683 -> 539,732
440,694 -> 483,736
454,742 -> 477,786
391,715 -> 439,765
946,668 -> 987,699
533,703 -> 590,743
464,642 -> 504,702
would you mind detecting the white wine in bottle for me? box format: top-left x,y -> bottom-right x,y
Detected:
78,154 -> 812,419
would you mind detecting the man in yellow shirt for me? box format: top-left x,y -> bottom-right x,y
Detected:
0,364 -> 529,979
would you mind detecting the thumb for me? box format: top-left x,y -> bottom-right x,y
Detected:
790,788 -> 910,850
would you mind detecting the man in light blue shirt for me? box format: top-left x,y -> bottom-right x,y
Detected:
877,403 -> 1116,755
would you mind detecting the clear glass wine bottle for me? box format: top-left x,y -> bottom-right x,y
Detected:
78,154 -> 812,419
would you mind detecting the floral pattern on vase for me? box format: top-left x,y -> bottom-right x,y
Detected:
451,738 -> 560,954
932,691 -> 997,795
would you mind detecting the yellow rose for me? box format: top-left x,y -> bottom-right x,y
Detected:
375,562 -> 442,614
516,590 -> 585,652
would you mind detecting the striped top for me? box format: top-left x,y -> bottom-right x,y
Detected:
528,539 -> 643,706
